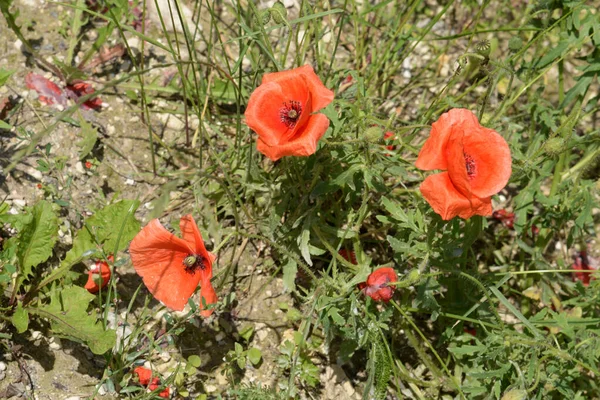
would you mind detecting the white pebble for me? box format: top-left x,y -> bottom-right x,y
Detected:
0,361 -> 6,371
125,178 -> 135,185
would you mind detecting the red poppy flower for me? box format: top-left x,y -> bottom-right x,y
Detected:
84,255 -> 113,294
149,379 -> 170,398
85,161 -> 93,169
244,65 -> 334,161
383,131 -> 396,151
572,250 -> 597,287
133,366 -> 153,386
415,109 -> 512,220
358,267 -> 398,302
134,367 -> 170,398
129,215 -> 217,317
338,249 -> 357,265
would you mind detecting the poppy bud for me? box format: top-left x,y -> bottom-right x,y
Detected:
501,389 -> 527,400
543,137 -> 565,155
270,1 -> 287,24
508,36 -> 523,52
253,10 -> 271,26
475,40 -> 491,58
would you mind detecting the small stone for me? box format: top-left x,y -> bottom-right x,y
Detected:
125,178 -> 135,185
265,290 -> 272,297
31,330 -> 42,340
205,384 -> 217,393
49,338 -> 62,350
0,361 -> 6,371
204,341 -> 213,348
96,383 -> 107,396
12,199 -> 26,208
215,332 -> 225,342
14,39 -> 23,50
75,162 -> 85,174
64,396 -> 81,400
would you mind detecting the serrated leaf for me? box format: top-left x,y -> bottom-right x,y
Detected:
0,68 -> 15,86
282,259 -> 297,292
32,285 -> 116,354
17,200 -> 58,276
63,200 -> 140,268
12,302 -> 28,333
77,116 -> 98,160
247,347 -> 262,365
299,219 -> 312,266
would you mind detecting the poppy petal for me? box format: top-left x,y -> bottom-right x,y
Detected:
256,113 -> 330,161
420,172 -> 492,220
180,214 -> 213,264
445,129 -> 472,198
462,126 -> 512,198
261,65 -> 334,111
130,219 -> 202,310
244,78 -> 311,147
199,277 -> 217,318
416,108 -> 479,171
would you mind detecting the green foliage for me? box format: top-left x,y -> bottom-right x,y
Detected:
32,285 -> 116,354
16,200 -> 59,277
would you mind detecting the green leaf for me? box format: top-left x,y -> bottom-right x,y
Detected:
63,200 -> 140,267
32,285 -> 116,354
187,355 -> 202,368
247,348 -> 262,365
77,116 -> 98,160
299,218 -> 313,266
282,259 -> 297,292
0,120 -> 12,130
17,200 -> 59,277
0,68 -> 15,86
12,302 -> 28,333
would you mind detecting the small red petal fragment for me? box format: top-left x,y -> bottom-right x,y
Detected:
25,73 -> 67,107
66,80 -> 103,111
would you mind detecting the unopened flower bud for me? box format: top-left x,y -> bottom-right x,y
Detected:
543,137 -> 565,155
270,1 -> 287,24
508,36 -> 523,52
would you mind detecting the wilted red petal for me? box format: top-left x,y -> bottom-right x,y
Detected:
66,80 -> 102,111
25,73 -> 67,107
572,250 -> 596,287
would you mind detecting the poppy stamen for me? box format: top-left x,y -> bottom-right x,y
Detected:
183,254 -> 206,274
464,153 -> 476,178
280,100 -> 302,128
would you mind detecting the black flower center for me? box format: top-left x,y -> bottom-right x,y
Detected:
183,254 -> 206,274
464,153 -> 476,178
280,100 -> 302,128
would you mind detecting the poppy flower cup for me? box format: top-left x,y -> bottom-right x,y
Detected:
129,215 -> 217,317
244,65 -> 335,161
416,109 -> 512,220
359,268 -> 398,302
84,255 -> 113,294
